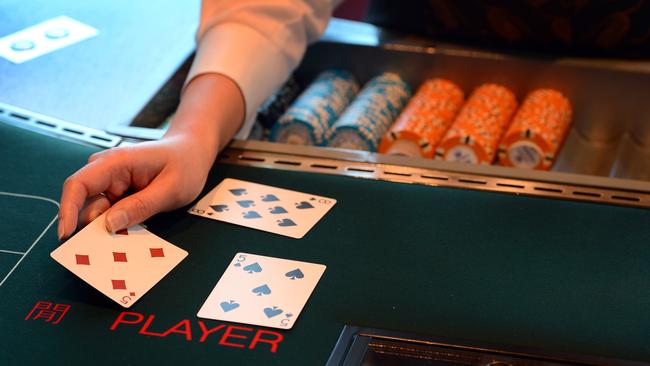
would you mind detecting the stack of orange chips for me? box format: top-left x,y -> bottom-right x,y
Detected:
498,89 -> 572,170
436,84 -> 517,164
378,78 -> 464,158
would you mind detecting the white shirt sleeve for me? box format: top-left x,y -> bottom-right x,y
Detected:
186,0 -> 342,139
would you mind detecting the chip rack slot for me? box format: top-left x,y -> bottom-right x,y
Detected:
238,156 -> 266,163
274,160 -> 302,166
496,183 -> 525,189
457,178 -> 488,185
533,186 -> 563,193
311,163 -> 339,170
383,171 -> 412,177
35,120 -> 56,128
90,135 -> 113,143
572,191 -> 602,198
421,174 -> 449,181
62,128 -> 83,135
611,195 -> 641,202
9,112 -> 29,120
347,167 -> 375,173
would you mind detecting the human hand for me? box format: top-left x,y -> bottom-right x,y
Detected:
57,135 -> 215,240
57,73 -> 245,240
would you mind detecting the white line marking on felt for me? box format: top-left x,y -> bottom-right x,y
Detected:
0,191 -> 60,207
0,215 -> 57,288
0,192 -> 59,288
0,249 -> 26,255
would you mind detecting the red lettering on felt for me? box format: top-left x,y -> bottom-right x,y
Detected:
249,330 -> 284,353
138,315 -> 166,337
218,325 -> 252,349
162,319 -> 192,341
25,301 -> 71,325
110,311 -> 144,330
109,314 -> 282,353
197,321 -> 226,343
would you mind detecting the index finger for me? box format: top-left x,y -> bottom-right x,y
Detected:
58,159 -> 119,239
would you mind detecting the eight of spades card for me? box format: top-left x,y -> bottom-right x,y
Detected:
188,178 -> 336,239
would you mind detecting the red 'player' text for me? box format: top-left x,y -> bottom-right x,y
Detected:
110,311 -> 284,353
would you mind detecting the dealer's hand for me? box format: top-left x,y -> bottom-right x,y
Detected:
57,73 -> 244,239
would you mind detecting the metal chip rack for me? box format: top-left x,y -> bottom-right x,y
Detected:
306,20 -> 650,180
2,19 -> 650,208
224,19 -> 650,208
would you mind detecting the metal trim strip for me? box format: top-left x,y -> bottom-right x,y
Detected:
219,147 -> 650,209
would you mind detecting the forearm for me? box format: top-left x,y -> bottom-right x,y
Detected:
185,0 -> 339,141
165,72 -> 245,170
164,0 -> 339,169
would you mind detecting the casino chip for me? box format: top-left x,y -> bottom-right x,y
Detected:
498,89 -> 572,170
248,120 -> 265,141
270,70 -> 359,146
328,72 -> 411,152
436,84 -> 517,164
379,78 -> 464,158
256,76 -> 301,129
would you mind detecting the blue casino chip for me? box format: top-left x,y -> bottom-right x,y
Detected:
270,70 -> 359,146
256,76 -> 301,129
327,72 -> 411,152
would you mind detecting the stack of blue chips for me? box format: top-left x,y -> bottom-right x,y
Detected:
270,70 -> 359,146
256,76 -> 301,129
327,72 -> 411,152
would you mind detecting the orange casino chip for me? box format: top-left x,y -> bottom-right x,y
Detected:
378,78 -> 464,158
498,89 -> 572,170
436,84 -> 517,164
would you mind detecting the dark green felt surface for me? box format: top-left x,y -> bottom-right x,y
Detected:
0,195 -> 59,252
1,121 -> 650,365
0,253 -> 18,281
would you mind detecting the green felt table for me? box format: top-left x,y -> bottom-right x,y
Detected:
1,121 -> 650,365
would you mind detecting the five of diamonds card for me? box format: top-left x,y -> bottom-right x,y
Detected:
189,178 -> 337,238
197,253 -> 326,329
51,213 -> 187,308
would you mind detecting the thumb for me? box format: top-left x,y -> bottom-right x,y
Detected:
104,176 -> 176,233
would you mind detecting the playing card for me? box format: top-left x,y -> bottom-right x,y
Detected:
50,213 -> 187,308
188,178 -> 336,239
0,16 -> 99,64
197,253 -> 326,329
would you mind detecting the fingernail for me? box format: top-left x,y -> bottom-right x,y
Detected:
57,220 -> 64,240
106,210 -> 128,233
